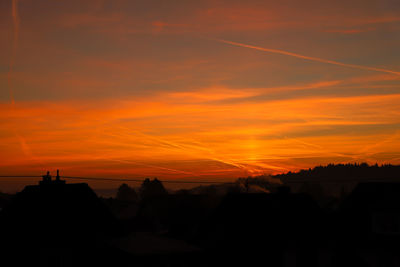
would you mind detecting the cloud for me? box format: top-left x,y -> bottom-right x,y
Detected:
1,90 -> 400,178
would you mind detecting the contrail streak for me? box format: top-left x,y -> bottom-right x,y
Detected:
8,0 -> 33,160
8,0 -> 19,104
216,39 -> 400,76
359,131 -> 399,154
11,0 -> 19,42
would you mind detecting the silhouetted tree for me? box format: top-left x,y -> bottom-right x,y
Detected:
275,163 -> 400,182
139,178 -> 168,199
116,183 -> 138,202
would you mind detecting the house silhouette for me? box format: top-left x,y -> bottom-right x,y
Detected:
0,171 -> 129,266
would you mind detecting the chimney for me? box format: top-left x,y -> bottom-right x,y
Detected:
40,171 -> 52,185
56,169 -> 60,181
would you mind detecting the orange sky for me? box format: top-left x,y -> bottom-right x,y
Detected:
1,0 -> 400,190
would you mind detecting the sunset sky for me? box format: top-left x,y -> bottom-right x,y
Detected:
1,0 -> 400,190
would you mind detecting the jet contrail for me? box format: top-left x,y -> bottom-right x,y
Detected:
8,0 -> 20,104
8,0 -> 33,159
11,0 -> 19,41
216,39 -> 400,76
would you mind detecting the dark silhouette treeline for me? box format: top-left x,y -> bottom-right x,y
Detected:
1,163 -> 400,266
274,163 -> 400,202
275,163 -> 400,182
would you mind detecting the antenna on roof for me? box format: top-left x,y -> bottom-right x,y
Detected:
40,171 -> 51,185
45,171 -> 51,182
39,170 -> 65,185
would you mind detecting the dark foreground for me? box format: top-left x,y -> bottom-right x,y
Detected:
1,174 -> 400,267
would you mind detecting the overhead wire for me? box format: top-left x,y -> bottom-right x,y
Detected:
0,175 -> 234,184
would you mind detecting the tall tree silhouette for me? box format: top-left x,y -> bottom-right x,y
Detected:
116,183 -> 138,202
139,178 -> 167,199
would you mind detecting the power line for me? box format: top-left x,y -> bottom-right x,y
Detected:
0,175 -> 41,178
62,176 -> 233,184
0,175 -> 234,184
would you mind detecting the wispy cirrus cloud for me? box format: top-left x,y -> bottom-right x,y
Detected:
1,89 -> 400,180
